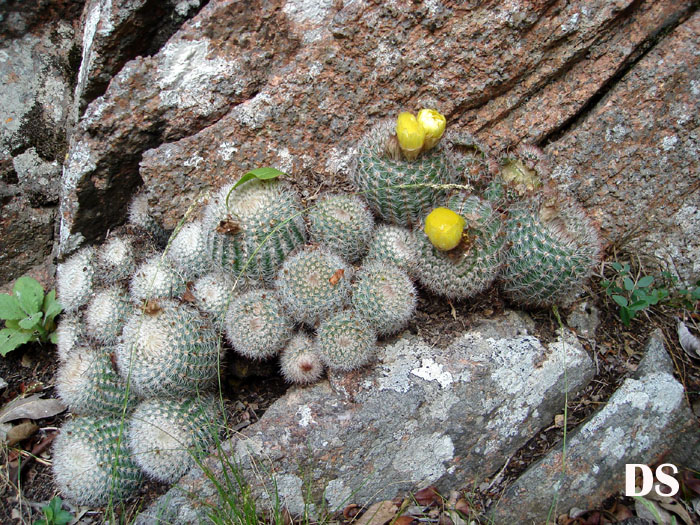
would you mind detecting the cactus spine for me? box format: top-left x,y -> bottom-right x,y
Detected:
97,236 -> 136,284
191,271 -> 241,323
202,180 -> 307,284
275,246 -> 352,326
127,396 -> 219,483
56,247 -> 96,312
308,193 -> 375,263
56,346 -> 138,416
365,224 -> 420,275
501,193 -> 602,307
279,332 -> 324,384
352,261 -> 416,337
414,194 -> 506,300
224,290 -> 292,360
129,254 -> 186,303
166,220 -> 211,280
118,301 -> 220,397
317,310 -> 377,372
351,120 -> 458,227
52,416 -> 142,506
85,285 -> 133,344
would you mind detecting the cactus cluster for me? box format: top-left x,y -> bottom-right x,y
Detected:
52,110 -> 602,508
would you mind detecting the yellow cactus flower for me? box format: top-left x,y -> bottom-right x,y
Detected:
417,109 -> 446,150
395,112 -> 425,160
424,207 -> 465,251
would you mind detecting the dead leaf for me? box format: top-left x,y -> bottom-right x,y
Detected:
554,414 -> 565,428
678,321 -> 700,359
329,269 -> 344,286
355,500 -> 398,525
343,504 -> 361,519
414,486 -> 440,507
393,516 -> 417,525
691,497 -> 700,517
610,501 -> 634,521
217,217 -> 241,235
6,422 -> 38,446
635,497 -> 673,525
680,470 -> 700,496
0,394 -> 67,424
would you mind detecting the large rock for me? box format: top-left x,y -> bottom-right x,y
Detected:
135,311 -> 595,522
490,330 -> 700,523
59,0 -> 694,244
0,7 -> 78,284
545,11 -> 700,282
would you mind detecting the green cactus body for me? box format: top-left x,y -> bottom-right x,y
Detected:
85,285 -> 134,344
317,310 -> 376,372
365,224 -> 420,275
203,180 -> 307,284
129,192 -> 167,245
167,220 -> 211,281
275,246 -> 352,326
127,396 -> 219,483
501,196 -> 602,308
52,416 -> 143,506
117,301 -> 220,397
224,290 -> 292,360
414,194 -> 506,300
129,254 -> 186,303
279,332 -> 324,384
55,314 -> 84,362
56,346 -> 138,416
352,261 -> 416,337
97,236 -> 136,284
308,193 -> 375,263
191,271 -> 242,324
57,247 -> 96,312
352,120 -> 458,227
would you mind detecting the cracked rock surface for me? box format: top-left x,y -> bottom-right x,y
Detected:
135,311 -> 595,522
57,0 -> 699,285
490,331 -> 700,523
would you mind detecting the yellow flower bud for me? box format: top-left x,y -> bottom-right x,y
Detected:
424,207 -> 465,251
395,112 -> 425,161
417,109 -> 446,151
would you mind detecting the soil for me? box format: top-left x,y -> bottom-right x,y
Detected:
1,259 -> 698,524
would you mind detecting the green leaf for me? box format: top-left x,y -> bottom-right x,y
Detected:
629,300 -> 650,312
13,276 -> 44,315
225,167 -> 285,208
34,520 -> 48,525
692,287 -> 700,300
4,319 -> 20,330
42,290 -> 62,325
0,293 -> 25,321
49,331 -> 58,344
611,262 -> 623,272
18,312 -> 42,330
623,277 -> 634,291
620,307 -> 632,326
612,295 -> 629,307
0,328 -> 34,356
637,275 -> 654,288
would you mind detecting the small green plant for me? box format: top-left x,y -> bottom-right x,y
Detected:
34,496 -> 74,525
601,262 -> 669,326
0,276 -> 62,356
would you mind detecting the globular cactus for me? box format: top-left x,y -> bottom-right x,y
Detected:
308,193 -> 374,263
56,346 -> 138,416
279,332 -> 324,384
275,246 -> 352,326
191,271 -> 241,323
166,220 -> 211,281
127,396 -> 219,483
56,247 -> 95,312
85,285 -> 133,344
129,254 -> 186,303
202,180 -> 307,284
351,120 -> 458,227
129,192 -> 167,245
224,290 -> 292,360
55,314 -> 83,361
413,193 -> 506,300
117,301 -> 220,397
317,310 -> 376,372
352,261 -> 416,337
365,224 -> 420,275
501,192 -> 602,308
52,416 -> 142,506
96,236 -> 136,284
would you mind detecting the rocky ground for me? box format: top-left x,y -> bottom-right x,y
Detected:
0,0 -> 699,524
